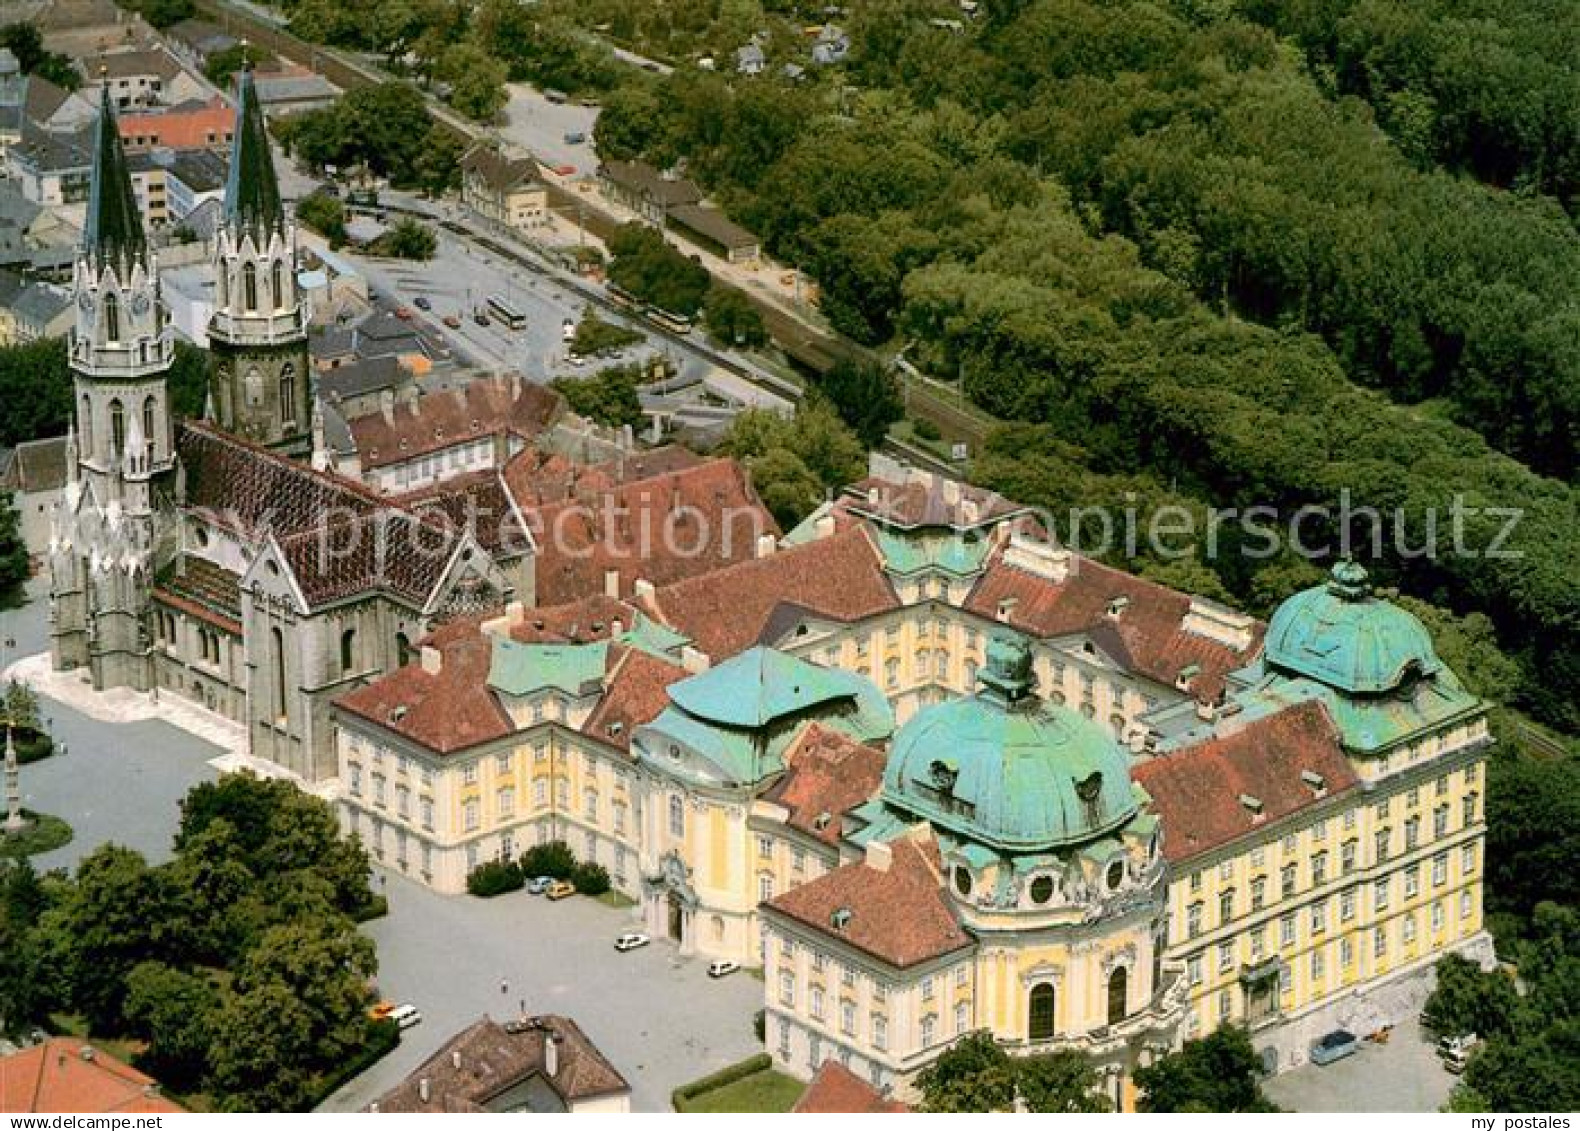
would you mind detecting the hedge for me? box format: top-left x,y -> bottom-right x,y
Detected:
467,859 -> 524,897
301,1018 -> 399,1110
671,1053 -> 774,1110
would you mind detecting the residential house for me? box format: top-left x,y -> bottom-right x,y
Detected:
119,95 -> 235,152
368,1015 -> 630,1113
736,42 -> 766,75
8,122 -> 94,207
811,25 -> 850,65
11,279 -> 72,340
83,47 -> 203,109
0,1038 -> 183,1113
459,143 -> 548,232
1,435 -> 70,554
163,18 -> 239,71
252,65 -> 338,115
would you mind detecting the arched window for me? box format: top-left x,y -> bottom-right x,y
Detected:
271,626 -> 287,721
243,261 -> 257,312
1108,966 -> 1128,1026
279,363 -> 297,427
104,291 -> 120,342
395,632 -> 411,667
108,398 -> 125,459
340,628 -> 356,674
1029,982 -> 1056,1041
142,396 -> 157,454
271,258 -> 285,310
244,367 -> 264,407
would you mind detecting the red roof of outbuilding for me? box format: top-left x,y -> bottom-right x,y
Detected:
793,1060 -> 908,1113
0,1039 -> 183,1113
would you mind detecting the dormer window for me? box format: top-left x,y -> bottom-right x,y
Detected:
1240,793 -> 1264,817
830,908 -> 853,931
1107,595 -> 1129,618
1302,769 -> 1327,795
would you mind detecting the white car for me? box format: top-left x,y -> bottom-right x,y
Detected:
388,1003 -> 423,1030
707,959 -> 741,978
614,932 -> 651,952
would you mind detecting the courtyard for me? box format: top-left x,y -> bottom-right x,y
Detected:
1262,1018 -> 1455,1113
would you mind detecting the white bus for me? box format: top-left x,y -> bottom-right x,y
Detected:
487,294 -> 527,330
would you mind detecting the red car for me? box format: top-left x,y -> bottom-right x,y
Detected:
553,163 -> 576,176
442,313 -> 462,329
395,306 -> 413,321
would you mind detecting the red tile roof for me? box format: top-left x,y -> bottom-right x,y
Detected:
396,470 -> 526,557
350,376 -> 560,470
118,95 -> 232,150
765,832 -> 971,969
335,622 -> 512,755
583,645 -> 688,751
0,1039 -> 183,1113
1133,701 -> 1361,863
526,456 -> 776,607
793,1061 -> 908,1113
963,548 -> 1263,701
647,526 -> 899,659
501,445 -> 704,510
841,473 -> 1021,531
497,594 -> 640,645
761,724 -> 887,846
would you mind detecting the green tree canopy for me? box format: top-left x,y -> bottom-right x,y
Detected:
1134,1026 -> 1278,1113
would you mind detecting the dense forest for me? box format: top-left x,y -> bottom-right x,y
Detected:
586,0 -> 1579,737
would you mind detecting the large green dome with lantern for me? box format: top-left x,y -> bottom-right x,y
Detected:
1264,561 -> 1442,696
881,634 -> 1140,853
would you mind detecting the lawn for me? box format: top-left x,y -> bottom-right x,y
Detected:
675,1067 -> 804,1113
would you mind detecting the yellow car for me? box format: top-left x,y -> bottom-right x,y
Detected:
369,1000 -> 397,1021
545,881 -> 577,901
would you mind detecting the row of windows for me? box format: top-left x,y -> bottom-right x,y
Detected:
1187,845 -> 1477,939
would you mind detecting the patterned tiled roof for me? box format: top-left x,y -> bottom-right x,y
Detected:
501,444 -> 702,509
1133,700 -> 1360,863
646,526 -> 899,659
153,555 -> 243,633
765,832 -> 971,969
963,547 -> 1264,702
369,1015 -> 627,1112
396,470 -> 526,557
760,723 -> 887,846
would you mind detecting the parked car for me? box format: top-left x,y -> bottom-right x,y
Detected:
414,296 -> 432,311
388,1003 -> 423,1030
395,306 -> 413,321
473,312 -> 490,327
563,130 -> 586,145
614,933 -> 650,952
369,1000 -> 397,1020
546,880 -> 576,900
562,318 -> 576,343
707,960 -> 741,978
566,352 -> 585,367
526,876 -> 555,895
1437,1034 -> 1478,1075
443,313 -> 462,329
1309,1029 -> 1359,1066
553,163 -> 576,176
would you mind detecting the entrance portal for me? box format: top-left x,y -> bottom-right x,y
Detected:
668,891 -> 685,942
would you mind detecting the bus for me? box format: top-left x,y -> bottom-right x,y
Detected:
486,295 -> 527,330
606,281 -> 644,312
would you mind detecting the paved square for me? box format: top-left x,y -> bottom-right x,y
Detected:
323,871 -> 767,1113
1263,1018 -> 1454,1112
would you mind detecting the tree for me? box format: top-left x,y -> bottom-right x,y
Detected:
570,311 -> 643,357
606,223 -> 712,317
373,217 -> 438,260
1486,753 -> 1580,919
0,497 -> 28,607
553,366 -> 644,431
0,339 -> 71,446
703,285 -> 766,349
296,192 -> 347,246
207,979 -> 318,1110
571,861 -> 610,896
1422,954 -> 1519,1040
2,682 -> 39,731
121,0 -> 195,30
205,43 -> 271,89
1017,1049 -> 1112,1112
720,401 -> 865,529
520,839 -> 576,880
467,859 -> 524,897
437,44 -> 508,121
123,962 -> 219,1092
816,358 -> 902,449
0,23 -> 80,90
916,1030 -> 1017,1112
1134,1027 -> 1278,1113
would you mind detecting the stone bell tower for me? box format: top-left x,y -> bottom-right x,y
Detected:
206,63 -> 310,455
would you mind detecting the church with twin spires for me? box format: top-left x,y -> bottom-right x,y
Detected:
47,69 -> 508,782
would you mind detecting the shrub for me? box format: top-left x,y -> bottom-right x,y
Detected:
913,418 -> 942,442
571,861 -> 610,897
520,840 -> 576,880
671,1053 -> 774,1109
466,859 -> 524,897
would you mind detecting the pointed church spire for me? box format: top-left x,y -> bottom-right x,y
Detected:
83,82 -> 146,274
224,61 -> 284,240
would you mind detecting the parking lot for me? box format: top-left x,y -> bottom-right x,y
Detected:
1263,1018 -> 1455,1112
323,871 -> 765,1112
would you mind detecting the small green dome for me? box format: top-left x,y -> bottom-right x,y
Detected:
1265,561 -> 1441,695
882,634 -> 1138,852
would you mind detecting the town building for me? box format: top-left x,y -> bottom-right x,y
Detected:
459,143 -> 548,233
1,435 -> 69,554
0,1039 -> 183,1113
597,160 -> 703,227
369,1015 -> 630,1114
119,95 -> 235,153
82,46 -> 204,110
665,203 -> 760,264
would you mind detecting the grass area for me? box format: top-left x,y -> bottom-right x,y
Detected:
0,810 -> 73,858
48,1013 -> 146,1067
595,889 -> 637,910
675,1067 -> 805,1113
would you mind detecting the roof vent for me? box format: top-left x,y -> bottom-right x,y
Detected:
389,705 -> 408,722
608,721 -> 624,735
80,1046 -> 95,1062
830,907 -> 853,930
1107,595 -> 1130,618
812,811 -> 832,831
1239,793 -> 1263,816
1301,769 -> 1327,794
996,597 -> 1017,623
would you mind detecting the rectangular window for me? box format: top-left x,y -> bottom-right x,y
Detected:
1187,903 -> 1203,938
1405,817 -> 1420,850
1374,828 -> 1391,864
1219,889 -> 1235,924
1461,843 -> 1476,874
921,1016 -> 936,1046
1279,913 -> 1295,948
1431,901 -> 1444,931
1461,891 -> 1473,920
757,835 -> 772,859
1344,808 -> 1357,831
921,977 -> 935,1001
496,752 -> 512,774
1341,841 -> 1357,874
1432,852 -> 1448,886
1341,937 -> 1354,967
1250,846 -> 1266,868
1312,851 -> 1328,886
1434,806 -> 1450,838
1462,794 -> 1478,825
420,797 -> 433,831
1250,926 -> 1265,961
1341,889 -> 1357,922
1374,878 -> 1390,912
792,846 -> 806,872
1281,864 -> 1297,899
759,875 -> 773,903
810,988 -> 824,1021
1404,865 -> 1419,898
1311,949 -> 1325,980
462,763 -> 477,786
1219,860 -> 1233,881
1436,774 -> 1450,797
1374,926 -> 1387,958
463,798 -> 479,832
1311,900 -> 1328,934
1251,877 -> 1266,911
1403,915 -> 1417,944
1190,870 -> 1203,893
498,787 -> 515,817
1313,818 -> 1327,840
843,1000 -> 857,1036
1187,955 -> 1202,986
1218,942 -> 1234,973
779,972 -> 795,1007
534,779 -> 548,807
1217,988 -> 1232,1022
872,1015 -> 887,1051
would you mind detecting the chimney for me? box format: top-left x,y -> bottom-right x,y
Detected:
544,1032 -> 560,1078
814,514 -> 836,539
610,618 -> 623,637
420,644 -> 442,674
755,533 -> 776,558
604,568 -> 620,598
379,388 -> 395,425
419,1078 -> 431,1103
680,645 -> 710,674
451,1050 -> 462,1069
633,578 -> 656,601
864,840 -> 893,873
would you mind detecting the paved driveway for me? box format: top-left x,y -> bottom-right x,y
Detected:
1264,1018 -> 1454,1112
1,583 -> 221,872
323,870 -> 765,1113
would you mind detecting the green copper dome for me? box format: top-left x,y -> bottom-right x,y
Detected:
1264,561 -> 1441,696
882,634 -> 1139,852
